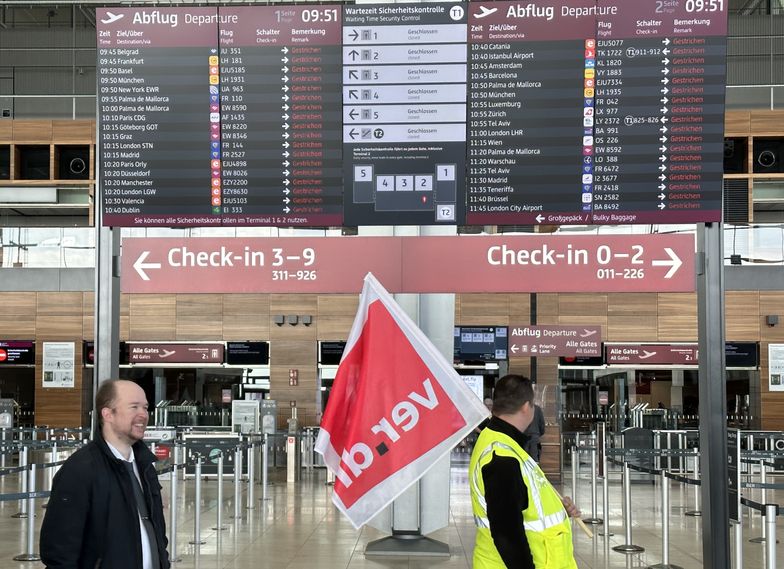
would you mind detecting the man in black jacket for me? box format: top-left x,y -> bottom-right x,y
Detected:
40,379 -> 169,569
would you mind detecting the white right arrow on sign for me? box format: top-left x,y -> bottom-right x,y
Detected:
651,247 -> 682,279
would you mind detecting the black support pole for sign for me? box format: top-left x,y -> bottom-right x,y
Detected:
696,222 -> 729,569
530,293 -> 536,383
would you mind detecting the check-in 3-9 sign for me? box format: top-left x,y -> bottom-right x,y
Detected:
121,234 -> 694,293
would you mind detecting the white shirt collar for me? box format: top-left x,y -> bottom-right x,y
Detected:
106,440 -> 135,464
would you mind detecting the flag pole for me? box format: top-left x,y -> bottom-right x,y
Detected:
554,488 -> 594,539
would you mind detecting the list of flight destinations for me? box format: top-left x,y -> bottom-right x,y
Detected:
342,3 -> 468,226
467,0 -> 727,225
97,2 -> 727,228
97,8 -> 221,226
97,7 -> 342,227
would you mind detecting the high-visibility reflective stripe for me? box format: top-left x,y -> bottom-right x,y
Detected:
472,439 -> 567,532
523,510 -> 567,532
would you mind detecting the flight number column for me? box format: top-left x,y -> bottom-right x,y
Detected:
219,6 -> 343,226
592,1 -> 727,223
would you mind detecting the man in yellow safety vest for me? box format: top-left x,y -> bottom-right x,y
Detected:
470,374 -> 581,569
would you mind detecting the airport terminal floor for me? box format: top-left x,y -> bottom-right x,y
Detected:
0,451 -> 780,569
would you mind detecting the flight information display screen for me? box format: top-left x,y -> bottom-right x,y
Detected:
466,0 -> 727,225
96,2 -> 727,227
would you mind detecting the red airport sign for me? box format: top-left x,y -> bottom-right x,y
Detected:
605,343 -> 698,365
509,326 -> 601,357
127,343 -> 224,364
121,234 -> 694,294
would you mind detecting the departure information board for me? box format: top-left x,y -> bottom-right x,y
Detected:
97,2 -> 727,228
466,0 -> 727,225
97,7 -> 342,227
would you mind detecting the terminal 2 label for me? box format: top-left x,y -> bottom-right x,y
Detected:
121,233 -> 694,294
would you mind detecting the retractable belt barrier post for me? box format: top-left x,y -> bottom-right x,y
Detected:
750,458 -> 769,544
765,504 -> 777,569
0,428 -> 7,468
600,439 -> 613,538
571,445 -> 578,503
12,446 -> 29,518
189,455 -> 205,546
13,463 -> 40,562
246,442 -> 255,510
647,471 -> 683,569
583,443 -> 602,525
233,446 -> 242,520
684,450 -> 701,517
612,457 -> 645,554
262,433 -> 269,502
169,444 -> 181,564
213,451 -> 226,532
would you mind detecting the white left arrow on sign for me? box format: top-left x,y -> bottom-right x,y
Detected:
651,247 -> 682,279
133,251 -> 161,281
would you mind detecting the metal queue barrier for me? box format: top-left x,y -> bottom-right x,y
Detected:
0,425 -> 316,564
567,426 -> 783,569
0,433 -> 87,562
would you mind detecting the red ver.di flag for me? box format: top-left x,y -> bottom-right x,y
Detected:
315,273 -> 489,528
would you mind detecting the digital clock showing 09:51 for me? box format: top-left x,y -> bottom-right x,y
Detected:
684,0 -> 724,12
301,8 -> 339,22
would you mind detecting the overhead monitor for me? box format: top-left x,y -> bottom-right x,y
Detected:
319,341 -> 347,365
226,341 -> 270,366
454,326 -> 508,364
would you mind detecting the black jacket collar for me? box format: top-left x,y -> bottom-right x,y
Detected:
94,429 -> 156,469
487,416 -> 531,450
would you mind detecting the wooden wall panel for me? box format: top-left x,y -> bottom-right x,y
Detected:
222,294 -> 269,340
0,121 -> 11,141
509,293 -> 531,322
657,293 -> 697,340
35,339 -> 84,427
269,340 -> 318,426
36,292 -> 84,337
82,292 -> 94,340
317,317 -> 353,340
536,293 -> 559,316
750,110 -> 784,135
759,293 -> 784,343
0,292 -> 37,337
270,339 -> 317,368
457,293 -> 510,323
316,294 -> 357,340
507,357 -> 532,377
607,293 -> 657,315
761,393 -> 784,430
269,294 -> 318,341
724,111 -> 750,135
52,120 -> 94,142
559,293 -> 607,316
128,295 -> 176,340
12,120 -> 52,142
725,291 -> 760,340
317,294 -> 358,316
606,316 -> 657,341
175,294 -> 223,339
120,294 -> 131,339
